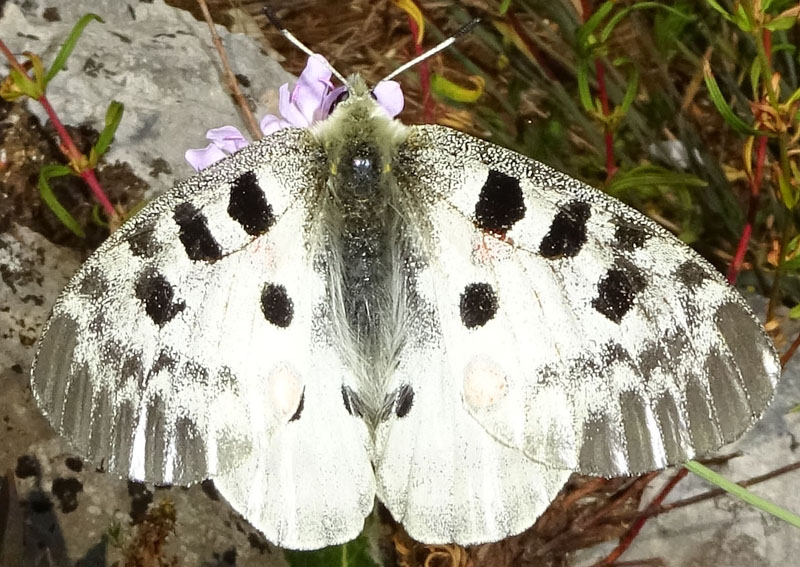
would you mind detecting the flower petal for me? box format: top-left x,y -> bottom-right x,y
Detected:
321,85 -> 348,118
259,114 -> 291,136
281,54 -> 334,126
185,143 -> 229,172
279,82 -> 310,127
372,81 -> 404,117
206,125 -> 249,153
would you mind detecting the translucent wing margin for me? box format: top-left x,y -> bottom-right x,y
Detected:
392,125 -> 780,477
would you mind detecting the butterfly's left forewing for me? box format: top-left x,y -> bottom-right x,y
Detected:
32,128 -> 375,549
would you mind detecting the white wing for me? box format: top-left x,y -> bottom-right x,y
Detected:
31,128 -> 374,549
378,125 -> 780,492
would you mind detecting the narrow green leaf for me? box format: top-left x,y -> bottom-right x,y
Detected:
703,63 -> 765,136
600,3 -> 693,43
430,74 -> 484,103
576,1 -> 614,52
93,100 -> 124,158
498,0 -> 512,16
618,66 -> 640,115
779,171 -> 796,209
749,58 -> 762,99
45,13 -> 103,84
765,15 -> 799,31
607,166 -> 707,194
284,533 -> 378,567
706,0 -> 734,22
576,60 -> 595,113
38,165 -> 85,238
685,461 -> 800,528
789,302 -> 800,319
732,3 -> 754,31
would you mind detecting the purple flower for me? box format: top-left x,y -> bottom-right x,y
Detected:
185,55 -> 404,171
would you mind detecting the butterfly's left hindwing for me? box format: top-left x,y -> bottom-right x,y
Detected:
31,128 -> 375,549
389,125 -> 780,478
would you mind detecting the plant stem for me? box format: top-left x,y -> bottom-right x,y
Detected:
728,135 -> 767,283
1,38 -> 119,223
196,0 -> 262,140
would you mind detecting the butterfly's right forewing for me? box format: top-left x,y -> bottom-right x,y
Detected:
32,128 -> 375,550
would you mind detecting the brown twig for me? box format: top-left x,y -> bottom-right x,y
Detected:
591,469 -> 688,566
781,331 -> 800,367
608,460 -> 800,525
196,0 -> 262,140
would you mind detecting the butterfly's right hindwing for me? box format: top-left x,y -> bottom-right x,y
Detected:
31,128 -> 375,549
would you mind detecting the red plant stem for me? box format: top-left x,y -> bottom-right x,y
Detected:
1,37 -> 118,222
406,14 -> 433,123
726,29 -> 771,284
37,95 -> 118,220
581,0 -> 617,179
727,135 -> 767,283
593,468 -> 689,567
595,60 -> 617,178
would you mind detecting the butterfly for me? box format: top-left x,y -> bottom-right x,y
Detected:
31,29 -> 781,551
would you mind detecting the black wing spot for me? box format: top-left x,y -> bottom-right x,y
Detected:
395,384 -> 414,418
289,388 -> 305,422
260,283 -> 293,328
228,171 -> 275,236
135,269 -> 185,326
474,169 -> 526,234
675,260 -> 709,289
539,200 -> 591,259
341,385 -> 364,418
592,263 -> 646,323
127,224 -> 161,258
614,222 -> 650,251
459,282 -> 499,329
173,202 -> 222,262
77,267 -> 108,300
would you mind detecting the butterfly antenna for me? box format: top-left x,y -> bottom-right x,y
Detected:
263,7 -> 350,88
379,18 -> 480,83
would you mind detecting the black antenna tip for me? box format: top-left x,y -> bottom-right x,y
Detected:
455,17 -> 481,38
262,6 -> 285,31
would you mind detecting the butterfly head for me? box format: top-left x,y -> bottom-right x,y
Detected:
314,74 -> 408,201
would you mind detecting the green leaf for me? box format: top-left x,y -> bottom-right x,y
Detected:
703,62 -> 766,136
8,68 -> 42,99
498,0 -> 512,16
749,58 -> 762,99
784,255 -> 800,272
430,74 -> 484,103
607,165 -> 707,195
284,534 -> 379,567
45,13 -> 103,84
684,461 -> 800,528
576,60 -> 595,114
38,164 -> 85,238
600,3 -> 693,43
789,303 -> 800,318
576,1 -> 614,53
706,0 -> 734,22
765,15 -> 799,31
618,65 -> 640,116
732,3 -> 754,31
93,100 -> 124,158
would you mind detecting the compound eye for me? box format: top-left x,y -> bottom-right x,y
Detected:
329,90 -> 350,113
